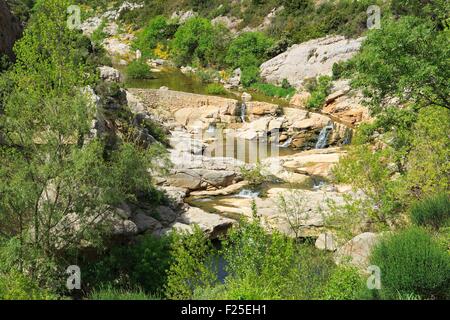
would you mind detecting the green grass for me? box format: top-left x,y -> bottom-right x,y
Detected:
89,285 -> 161,300
410,193 -> 450,230
205,83 -> 227,95
251,82 -> 296,99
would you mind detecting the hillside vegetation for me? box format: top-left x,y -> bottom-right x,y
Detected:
0,0 -> 449,301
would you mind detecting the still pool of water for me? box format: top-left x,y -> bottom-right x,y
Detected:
203,134 -> 300,164
122,67 -> 290,106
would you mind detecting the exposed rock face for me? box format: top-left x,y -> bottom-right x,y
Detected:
129,88 -> 283,131
260,36 -> 364,88
334,232 -> 380,268
212,16 -> 243,33
0,0 -> 22,60
176,206 -> 235,239
99,66 -> 122,82
322,80 -> 371,126
171,10 -> 197,23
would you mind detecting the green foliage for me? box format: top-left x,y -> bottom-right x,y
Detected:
353,16 -> 450,113
225,32 -> 273,87
91,19 -> 107,46
370,227 -> 450,299
306,76 -> 332,110
332,144 -> 402,225
132,16 -> 177,58
226,32 -> 274,70
404,106 -> 450,198
410,193 -> 450,230
221,217 -> 334,299
0,54 -> 12,73
322,266 -> 365,300
240,162 -> 267,187
390,0 -> 450,28
240,65 -> 261,87
165,227 -> 218,300
0,270 -> 58,300
171,17 -> 231,67
0,0 -> 167,293
89,285 -> 159,300
205,83 -> 227,95
251,82 -> 295,99
85,234 -> 173,294
126,59 -> 153,79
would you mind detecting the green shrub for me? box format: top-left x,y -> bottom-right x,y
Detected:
171,17 -> 230,67
126,60 -> 153,79
410,193 -> 450,230
0,271 -> 58,300
132,15 -> 177,58
85,234 -> 172,295
165,227 -> 218,300
370,227 -> 450,299
251,82 -> 296,99
89,285 -> 159,300
226,32 -> 274,71
91,19 -> 107,46
306,75 -> 332,110
241,65 -> 261,88
240,162 -> 267,187
205,83 -> 227,95
142,118 -> 170,146
220,217 -> 334,300
322,266 -> 365,300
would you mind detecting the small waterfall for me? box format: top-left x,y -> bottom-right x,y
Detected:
315,122 -> 334,149
237,189 -> 259,199
343,128 -> 353,145
240,102 -> 247,123
279,137 -> 292,148
207,123 -> 216,134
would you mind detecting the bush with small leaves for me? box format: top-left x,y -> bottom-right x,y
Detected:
370,227 -> 450,299
126,60 -> 153,79
410,193 -> 450,230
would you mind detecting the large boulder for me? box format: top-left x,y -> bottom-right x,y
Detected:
131,212 -> 163,234
176,206 -> 235,239
167,170 -> 202,190
334,232 -> 380,269
99,66 -> 122,82
260,36 -> 364,88
247,101 -> 281,117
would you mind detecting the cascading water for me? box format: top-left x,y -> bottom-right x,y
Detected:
279,137 -> 293,148
343,128 -> 353,145
240,102 -> 247,123
315,122 -> 334,149
207,123 -> 216,134
237,189 -> 260,199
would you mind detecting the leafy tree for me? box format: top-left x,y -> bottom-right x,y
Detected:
132,15 -> 177,59
170,17 -> 230,67
404,106 -> 450,198
0,0 -> 166,289
225,32 -> 274,70
165,227 -> 218,299
353,16 -> 450,113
